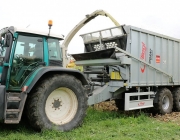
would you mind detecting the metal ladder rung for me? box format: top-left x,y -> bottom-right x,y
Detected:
6,109 -> 20,113
7,97 -> 21,101
5,119 -> 19,124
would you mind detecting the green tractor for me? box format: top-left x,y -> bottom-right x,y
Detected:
0,25 -> 88,131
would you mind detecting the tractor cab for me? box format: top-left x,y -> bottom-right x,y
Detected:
0,26 -> 64,91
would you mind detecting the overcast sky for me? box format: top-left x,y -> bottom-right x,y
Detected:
0,0 -> 180,54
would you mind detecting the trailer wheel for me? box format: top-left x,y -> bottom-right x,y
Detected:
26,74 -> 88,131
172,87 -> 180,111
154,88 -> 173,114
115,99 -> 125,110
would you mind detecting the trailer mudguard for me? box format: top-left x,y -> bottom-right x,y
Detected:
0,85 -> 5,120
23,66 -> 88,93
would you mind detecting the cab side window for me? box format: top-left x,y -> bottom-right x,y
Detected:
47,38 -> 62,66
48,39 -> 61,61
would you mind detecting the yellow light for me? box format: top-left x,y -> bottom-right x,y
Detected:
48,20 -> 53,26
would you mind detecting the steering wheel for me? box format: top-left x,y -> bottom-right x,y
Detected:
15,54 -> 24,63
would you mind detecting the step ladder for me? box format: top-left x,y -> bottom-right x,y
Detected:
4,92 -> 27,124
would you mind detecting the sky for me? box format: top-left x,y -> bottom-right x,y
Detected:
0,0 -> 180,54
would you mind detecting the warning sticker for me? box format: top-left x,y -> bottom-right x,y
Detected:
156,55 -> 160,63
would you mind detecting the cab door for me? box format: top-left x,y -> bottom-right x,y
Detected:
8,34 -> 44,91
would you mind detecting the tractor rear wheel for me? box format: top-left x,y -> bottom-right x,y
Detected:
26,74 -> 88,131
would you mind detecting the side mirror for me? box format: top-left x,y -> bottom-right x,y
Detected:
3,33 -> 12,47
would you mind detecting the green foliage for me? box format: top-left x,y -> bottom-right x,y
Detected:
0,108 -> 180,140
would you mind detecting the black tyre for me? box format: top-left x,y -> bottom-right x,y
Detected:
172,87 -> 180,111
153,88 -> 173,114
115,99 -> 125,111
26,74 -> 88,131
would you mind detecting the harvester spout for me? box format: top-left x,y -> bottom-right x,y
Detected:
61,9 -> 121,67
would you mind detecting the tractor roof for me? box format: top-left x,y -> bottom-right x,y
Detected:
0,26 -> 64,40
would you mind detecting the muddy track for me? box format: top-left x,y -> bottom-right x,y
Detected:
93,101 -> 180,124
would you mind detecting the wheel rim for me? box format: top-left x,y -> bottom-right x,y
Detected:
162,95 -> 170,110
45,87 -> 78,125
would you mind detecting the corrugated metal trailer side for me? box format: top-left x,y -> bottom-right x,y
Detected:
74,25 -> 180,113
123,25 -> 180,87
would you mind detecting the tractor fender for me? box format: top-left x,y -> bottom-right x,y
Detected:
23,66 -> 88,93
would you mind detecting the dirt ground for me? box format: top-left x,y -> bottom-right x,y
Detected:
93,101 -> 180,125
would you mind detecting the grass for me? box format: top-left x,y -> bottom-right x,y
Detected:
0,108 -> 180,140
